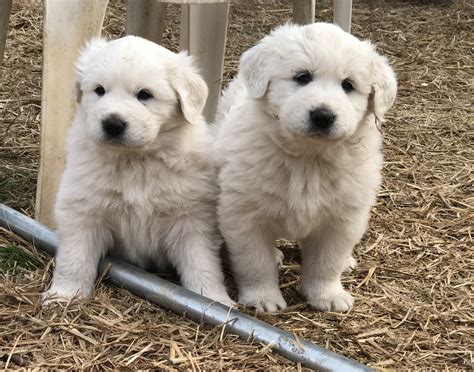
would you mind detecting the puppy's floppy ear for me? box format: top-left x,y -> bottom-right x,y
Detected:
171,52 -> 208,124
75,37 -> 108,83
371,54 -> 397,122
240,42 -> 273,99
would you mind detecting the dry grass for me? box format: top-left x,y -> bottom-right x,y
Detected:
1,0 -> 473,369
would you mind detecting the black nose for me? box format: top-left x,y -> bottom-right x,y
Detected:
309,107 -> 336,130
102,115 -> 127,137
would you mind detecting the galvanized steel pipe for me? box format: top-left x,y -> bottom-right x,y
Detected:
0,203 -> 371,371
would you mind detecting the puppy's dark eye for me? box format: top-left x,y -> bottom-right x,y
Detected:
341,78 -> 355,93
94,85 -> 105,96
293,71 -> 313,85
137,89 -> 153,101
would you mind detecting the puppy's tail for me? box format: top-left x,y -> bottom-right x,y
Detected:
213,77 -> 247,125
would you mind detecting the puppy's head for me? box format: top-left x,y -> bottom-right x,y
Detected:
240,23 -> 397,140
75,36 -> 208,148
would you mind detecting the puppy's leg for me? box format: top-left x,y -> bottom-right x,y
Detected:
344,255 -> 357,272
225,225 -> 287,312
165,223 -> 234,307
301,214 -> 368,312
43,224 -> 111,303
274,248 -> 285,269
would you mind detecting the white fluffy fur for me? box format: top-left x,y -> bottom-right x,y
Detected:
214,23 -> 397,312
44,36 -> 233,306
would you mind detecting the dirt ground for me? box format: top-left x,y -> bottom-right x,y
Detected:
1,0 -> 472,369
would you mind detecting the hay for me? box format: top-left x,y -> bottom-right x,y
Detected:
1,0 -> 473,369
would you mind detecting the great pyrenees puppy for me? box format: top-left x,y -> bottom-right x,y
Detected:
44,36 -> 233,306
214,23 -> 397,312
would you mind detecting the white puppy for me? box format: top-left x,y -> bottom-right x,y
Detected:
44,36 -> 233,306
214,23 -> 397,312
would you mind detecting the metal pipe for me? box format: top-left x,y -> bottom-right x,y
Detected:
0,204 -> 371,371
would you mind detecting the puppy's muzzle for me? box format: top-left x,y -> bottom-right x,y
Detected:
309,107 -> 335,134
102,115 -> 127,138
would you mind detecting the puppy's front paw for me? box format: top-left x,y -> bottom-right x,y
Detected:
207,293 -> 237,308
238,287 -> 287,312
274,248 -> 284,269
303,282 -> 354,312
343,255 -> 357,272
42,283 -> 87,307
42,291 -> 76,307
220,298 -> 237,308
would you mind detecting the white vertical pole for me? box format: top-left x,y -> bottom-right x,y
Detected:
180,2 -> 230,122
37,0 -> 108,228
333,0 -> 352,33
126,0 -> 167,44
293,0 -> 315,25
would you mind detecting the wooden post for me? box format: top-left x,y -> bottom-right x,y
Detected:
0,0 -> 12,67
126,0 -> 167,44
37,0 -> 108,228
180,2 -> 230,122
293,0 -> 315,25
333,0 -> 352,33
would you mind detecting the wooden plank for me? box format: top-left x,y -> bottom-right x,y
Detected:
293,0 -> 315,25
180,2 -> 230,122
36,0 -> 108,228
126,0 -> 167,44
0,0 -> 12,67
333,0 -> 352,33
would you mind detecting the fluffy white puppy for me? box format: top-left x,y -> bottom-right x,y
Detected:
44,36 -> 233,306
214,23 -> 397,312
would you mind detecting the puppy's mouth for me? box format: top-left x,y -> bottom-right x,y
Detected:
286,124 -> 342,142
101,137 -> 131,146
103,137 -> 125,145
302,127 -> 340,140
99,136 -> 146,149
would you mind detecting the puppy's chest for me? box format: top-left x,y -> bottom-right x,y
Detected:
262,160 -> 372,237
101,160 -> 201,217
100,161 -> 209,259
288,166 -> 345,214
